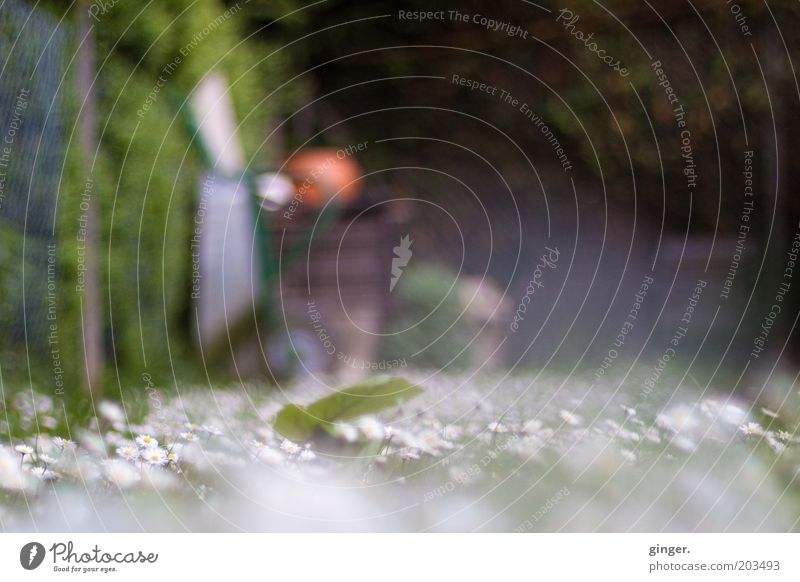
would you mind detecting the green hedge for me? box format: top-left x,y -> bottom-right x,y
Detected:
43,0 -> 303,396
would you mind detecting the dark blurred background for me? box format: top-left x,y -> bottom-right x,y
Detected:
1,0 -> 799,410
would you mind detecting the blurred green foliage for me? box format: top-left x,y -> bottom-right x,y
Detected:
8,0 -> 798,402
39,0 -> 305,396
380,263 -> 476,370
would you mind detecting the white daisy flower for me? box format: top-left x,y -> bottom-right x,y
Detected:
487,421 -> 508,433
15,444 -> 34,457
53,437 -> 74,449
38,454 -> 57,465
103,460 -> 140,488
31,466 -> 56,480
180,432 -> 199,442
776,430 -> 794,442
331,423 -> 358,442
614,426 -> 641,442
166,450 -> 180,464
142,448 -> 168,466
0,447 -> 29,489
358,417 -> 386,441
441,425 -> 463,440
418,430 -> 452,455
116,445 -> 139,461
135,435 -> 158,448
559,410 -> 583,427
766,434 -> 787,455
738,422 -> 764,436
643,427 -> 661,444
399,448 -> 421,460
670,435 -> 697,453
700,400 -> 748,427
280,439 -> 301,455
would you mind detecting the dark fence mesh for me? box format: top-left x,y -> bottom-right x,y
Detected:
0,0 -> 68,382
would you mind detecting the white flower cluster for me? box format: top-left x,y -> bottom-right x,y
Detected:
1,376 -> 799,530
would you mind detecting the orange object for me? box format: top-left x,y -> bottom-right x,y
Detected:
284,147 -> 363,208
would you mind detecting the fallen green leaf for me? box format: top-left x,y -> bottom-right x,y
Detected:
274,377 -> 423,441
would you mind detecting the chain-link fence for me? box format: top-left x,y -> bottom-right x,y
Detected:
0,0 -> 68,383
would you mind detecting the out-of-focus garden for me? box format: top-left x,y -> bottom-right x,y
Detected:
2,0 -> 800,531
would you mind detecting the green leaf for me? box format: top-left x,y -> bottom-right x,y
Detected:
274,377 -> 423,442
273,404 -> 320,442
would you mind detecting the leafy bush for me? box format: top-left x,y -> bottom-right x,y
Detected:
380,263 -> 476,370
